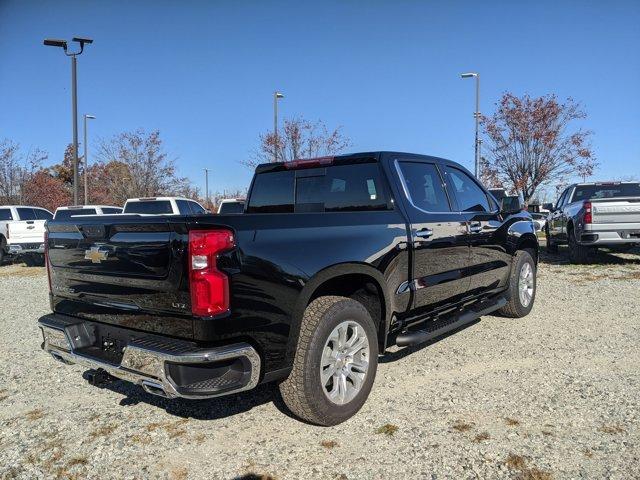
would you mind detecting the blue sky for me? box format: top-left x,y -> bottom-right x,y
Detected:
1,1 -> 639,199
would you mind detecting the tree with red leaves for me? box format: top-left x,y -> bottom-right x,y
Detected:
481,93 -> 596,201
245,117 -> 351,168
21,170 -> 71,213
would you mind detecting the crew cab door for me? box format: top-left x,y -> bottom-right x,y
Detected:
442,165 -> 511,297
392,158 -> 470,312
549,187 -> 572,242
10,207 -> 50,243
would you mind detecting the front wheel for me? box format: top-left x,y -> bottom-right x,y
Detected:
497,250 -> 537,318
279,296 -> 378,426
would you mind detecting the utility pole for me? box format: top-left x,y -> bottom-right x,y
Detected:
44,37 -> 93,204
461,72 -> 481,178
204,168 -> 211,206
83,114 -> 96,204
273,91 -> 284,162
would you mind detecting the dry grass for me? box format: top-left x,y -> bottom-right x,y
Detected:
584,449 -> 594,458
66,456 -> 88,467
0,389 -> 8,401
504,417 -> 521,426
129,434 -> 152,445
147,418 -> 189,439
0,265 -> 46,277
375,424 -> 399,436
320,440 -> 339,449
25,408 -> 45,421
473,432 -> 490,443
89,423 -> 118,439
504,454 -> 553,480
451,420 -> 474,433
599,424 -> 625,434
169,467 -> 189,480
192,432 -> 206,445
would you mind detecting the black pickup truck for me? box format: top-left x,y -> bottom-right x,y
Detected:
39,152 -> 538,426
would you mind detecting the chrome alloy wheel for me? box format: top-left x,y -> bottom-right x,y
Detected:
518,262 -> 535,307
320,320 -> 370,405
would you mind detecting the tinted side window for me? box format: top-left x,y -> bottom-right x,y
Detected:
295,163 -> 390,213
397,162 -> 451,212
556,189 -> 569,208
124,201 -> 173,214
176,200 -> 193,215
16,208 -> 36,220
444,167 -> 490,212
189,202 -> 207,214
0,208 -> 13,221
34,209 -> 53,220
247,171 -> 295,213
218,202 -> 244,214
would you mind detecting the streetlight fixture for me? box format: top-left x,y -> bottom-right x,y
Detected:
44,36 -> 93,204
83,114 -> 96,204
273,91 -> 284,162
461,72 -> 480,178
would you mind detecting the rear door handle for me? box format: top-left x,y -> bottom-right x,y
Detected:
415,228 -> 433,239
468,221 -> 482,233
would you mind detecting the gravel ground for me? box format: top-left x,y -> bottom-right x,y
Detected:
1,247 -> 639,480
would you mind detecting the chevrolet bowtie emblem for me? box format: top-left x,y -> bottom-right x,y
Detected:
84,246 -> 108,263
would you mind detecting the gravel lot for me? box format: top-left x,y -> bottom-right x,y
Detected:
1,247 -> 639,480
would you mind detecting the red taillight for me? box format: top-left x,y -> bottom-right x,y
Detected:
44,231 -> 52,292
188,229 -> 235,316
584,201 -> 592,224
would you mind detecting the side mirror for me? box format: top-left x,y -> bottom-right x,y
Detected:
542,202 -> 555,212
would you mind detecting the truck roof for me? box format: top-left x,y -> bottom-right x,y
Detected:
255,151 -> 457,174
55,205 -> 122,210
125,197 -> 194,202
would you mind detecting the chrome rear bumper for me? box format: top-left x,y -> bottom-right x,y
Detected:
38,314 -> 261,399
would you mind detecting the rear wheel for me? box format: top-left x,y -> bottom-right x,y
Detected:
279,296 -> 378,426
545,227 -> 558,253
497,250 -> 536,318
568,228 -> 591,264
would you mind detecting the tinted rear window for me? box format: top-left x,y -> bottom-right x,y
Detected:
101,207 -> 122,214
54,209 -> 97,220
218,202 -> 245,214
124,201 -> 173,214
573,184 -> 640,202
295,163 -> 390,213
16,208 -> 36,220
247,171 -> 295,213
0,209 -> 13,221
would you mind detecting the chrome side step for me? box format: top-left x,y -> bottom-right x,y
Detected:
395,296 -> 507,347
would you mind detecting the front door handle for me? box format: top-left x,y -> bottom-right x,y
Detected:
415,228 -> 433,239
468,221 -> 482,233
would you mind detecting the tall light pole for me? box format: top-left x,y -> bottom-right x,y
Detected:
83,114 -> 96,204
44,37 -> 93,204
204,168 -> 211,206
273,91 -> 284,162
461,72 -> 480,178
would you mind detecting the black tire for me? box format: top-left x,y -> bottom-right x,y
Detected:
568,228 -> 590,264
279,296 -> 379,426
0,236 -> 6,264
497,250 -> 537,318
23,255 -> 35,267
545,228 -> 558,253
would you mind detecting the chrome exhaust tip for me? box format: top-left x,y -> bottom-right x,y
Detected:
141,380 -> 170,398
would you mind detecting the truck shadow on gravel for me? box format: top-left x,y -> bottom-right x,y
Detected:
92,376 -> 297,421
538,246 -> 640,266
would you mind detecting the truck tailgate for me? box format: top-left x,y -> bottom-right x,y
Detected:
47,216 -> 193,338
9,220 -> 46,243
592,198 -> 640,224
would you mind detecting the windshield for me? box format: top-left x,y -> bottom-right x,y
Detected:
573,184 -> 640,202
124,200 -> 173,214
218,202 -> 245,214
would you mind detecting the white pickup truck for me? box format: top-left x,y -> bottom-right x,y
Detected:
0,205 -> 53,265
123,197 -> 208,215
545,182 -> 640,262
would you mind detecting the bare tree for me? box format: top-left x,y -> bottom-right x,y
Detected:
95,129 -> 192,204
0,139 -> 47,204
481,93 -> 596,200
244,117 -> 351,168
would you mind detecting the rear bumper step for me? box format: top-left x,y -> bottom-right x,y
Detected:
38,314 -> 261,400
395,296 -> 507,347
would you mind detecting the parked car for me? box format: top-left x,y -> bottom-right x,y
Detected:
53,205 -> 123,220
123,197 -> 207,215
217,198 -> 245,214
545,182 -> 640,262
39,152 -> 538,426
0,205 -> 52,265
530,212 -> 547,232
